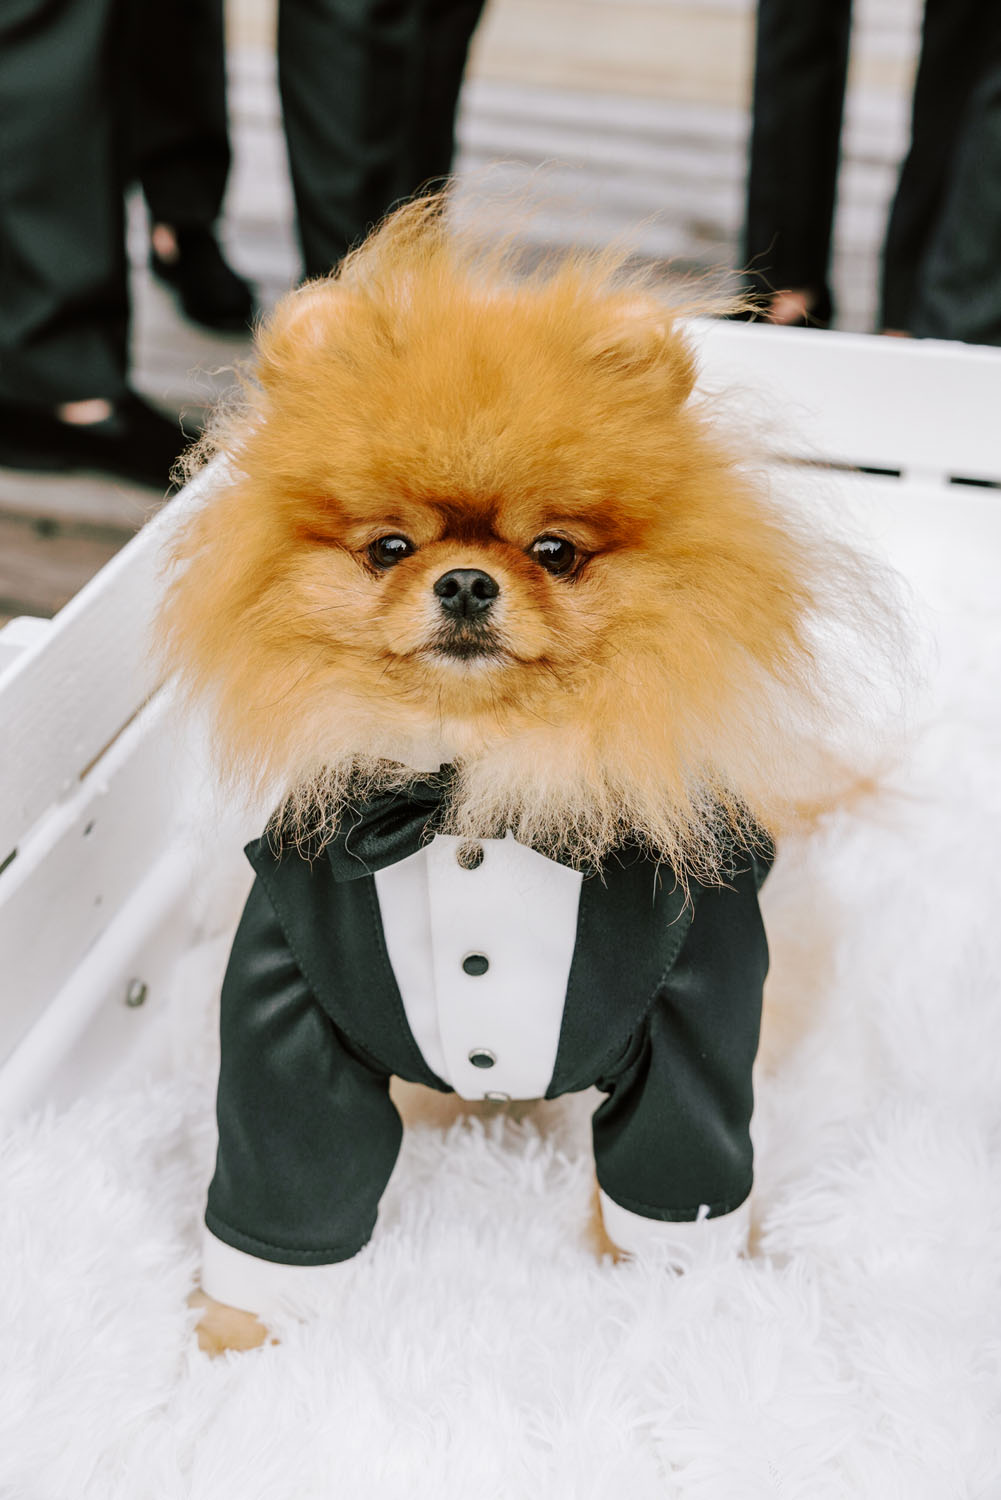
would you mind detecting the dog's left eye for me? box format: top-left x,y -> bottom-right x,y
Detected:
368,535 -> 416,568
530,535 -> 578,576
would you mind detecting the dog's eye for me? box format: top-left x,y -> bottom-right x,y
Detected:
368,535 -> 415,568
530,535 -> 577,576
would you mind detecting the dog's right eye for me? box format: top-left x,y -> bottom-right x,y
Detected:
530,535 -> 578,576
368,535 -> 416,568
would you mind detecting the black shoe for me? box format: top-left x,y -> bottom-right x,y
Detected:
151,225 -> 256,332
0,392 -> 200,492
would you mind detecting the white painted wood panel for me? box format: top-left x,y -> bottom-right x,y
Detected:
0,695 -> 181,1065
0,472 -> 209,863
0,617 -> 53,675
691,321 -> 1001,483
0,844 -> 196,1118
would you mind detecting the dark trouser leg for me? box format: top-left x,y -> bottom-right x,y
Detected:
277,0 -> 484,279
910,56 -> 1001,343
741,0 -> 852,313
880,0 -> 1001,333
407,0 -> 487,190
123,0 -> 231,229
0,0 -> 129,405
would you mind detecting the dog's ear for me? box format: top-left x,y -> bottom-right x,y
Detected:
587,299 -> 696,401
256,278 -> 356,380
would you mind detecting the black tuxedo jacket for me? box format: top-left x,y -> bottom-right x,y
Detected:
206,830 -> 772,1267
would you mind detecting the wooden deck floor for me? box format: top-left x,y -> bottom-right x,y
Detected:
0,0 -> 922,625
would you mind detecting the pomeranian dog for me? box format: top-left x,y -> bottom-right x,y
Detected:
159,198 -> 891,1354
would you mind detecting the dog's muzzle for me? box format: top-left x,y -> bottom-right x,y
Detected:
430,569 -> 502,660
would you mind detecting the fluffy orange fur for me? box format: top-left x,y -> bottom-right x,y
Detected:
158,198 -> 895,880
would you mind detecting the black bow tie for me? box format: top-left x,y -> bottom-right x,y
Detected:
326,769 -> 457,881
321,773 -> 766,885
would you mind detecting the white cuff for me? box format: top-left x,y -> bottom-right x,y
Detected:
201,1228 -> 357,1321
599,1191 -> 750,1268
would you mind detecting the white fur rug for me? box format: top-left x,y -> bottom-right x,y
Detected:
2,498 -> 1000,1499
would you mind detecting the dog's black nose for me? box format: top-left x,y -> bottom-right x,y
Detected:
433,568 -> 500,618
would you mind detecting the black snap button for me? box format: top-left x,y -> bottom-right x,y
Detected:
468,1048 -> 496,1068
462,953 -> 489,976
457,843 -> 484,870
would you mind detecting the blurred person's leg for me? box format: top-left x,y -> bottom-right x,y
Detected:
126,0 -> 230,231
278,0 -> 484,279
0,0 -> 129,406
406,0 -> 486,190
909,55 -> 1001,343
123,0 -> 254,330
0,0 -> 197,487
741,0 -> 852,324
880,0 -> 1001,334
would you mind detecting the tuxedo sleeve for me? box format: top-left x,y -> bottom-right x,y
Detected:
591,852 -> 769,1243
205,875 -> 403,1280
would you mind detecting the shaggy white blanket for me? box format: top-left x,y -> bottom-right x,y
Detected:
1,489 -> 999,1499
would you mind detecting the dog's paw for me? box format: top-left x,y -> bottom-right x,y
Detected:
586,1186 -> 629,1263
188,1288 -> 274,1357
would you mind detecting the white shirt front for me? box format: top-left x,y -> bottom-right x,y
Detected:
373,832 -> 583,1101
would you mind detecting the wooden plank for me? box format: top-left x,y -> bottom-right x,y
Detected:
0,469 -> 158,531
691,319 -> 1001,482
0,618 -> 52,677
0,694 -> 179,1065
797,468 -> 1001,613
466,0 -> 755,104
0,470 -> 209,860
0,843 -> 200,1118
458,76 -> 912,166
459,82 -> 747,147
0,512 -> 132,619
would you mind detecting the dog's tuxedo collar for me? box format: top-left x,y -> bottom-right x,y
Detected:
315,769 -> 774,885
